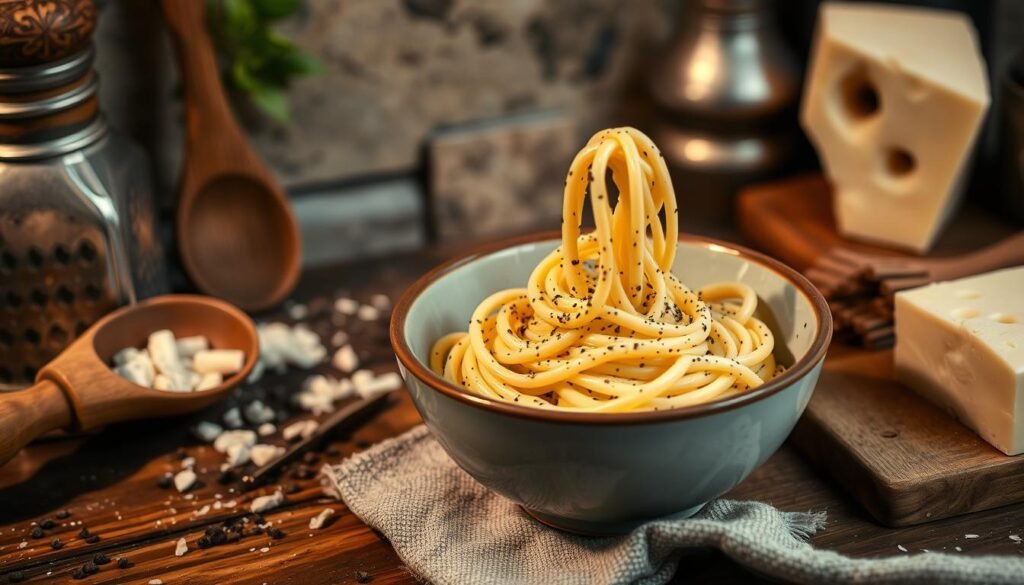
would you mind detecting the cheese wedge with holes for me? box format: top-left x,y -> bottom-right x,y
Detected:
895,267 -> 1024,455
801,3 -> 989,253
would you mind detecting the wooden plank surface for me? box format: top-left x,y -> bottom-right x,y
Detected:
792,348 -> 1024,527
3,241 -> 1024,584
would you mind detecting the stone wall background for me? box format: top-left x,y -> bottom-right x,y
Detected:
250,0 -> 671,187
96,0 -> 672,190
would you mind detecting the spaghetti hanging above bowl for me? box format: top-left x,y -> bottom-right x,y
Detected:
429,127 -> 782,413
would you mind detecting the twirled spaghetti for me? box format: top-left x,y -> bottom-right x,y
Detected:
430,127 -> 782,412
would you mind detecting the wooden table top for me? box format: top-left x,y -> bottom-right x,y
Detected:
2,241 -> 1024,585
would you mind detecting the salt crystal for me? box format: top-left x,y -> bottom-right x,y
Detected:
309,508 -> 335,530
152,373 -> 172,391
119,354 -> 156,388
195,372 -> 223,391
213,430 -> 257,453
292,326 -> 320,349
357,305 -> 380,321
955,546 -> 963,552
282,420 -> 318,442
113,347 -> 142,366
148,329 -> 183,376
965,534 -> 980,539
1011,535 -> 1022,542
195,505 -> 210,516
244,400 -> 276,424
288,303 -> 308,320
250,444 -> 285,467
181,457 -> 196,469
331,331 -> 349,347
176,335 -> 209,358
226,443 -> 251,467
332,378 -> 355,401
174,469 -> 196,493
247,359 -> 266,383
194,349 -> 245,375
174,537 -> 188,557
354,371 -> 402,399
260,546 -> 270,553
897,545 -> 907,552
332,345 -> 359,373
250,490 -> 284,513
288,343 -> 327,369
257,423 -> 277,437
335,298 -> 359,315
297,391 -> 334,415
193,421 -> 223,443
351,369 -> 374,391
223,407 -> 243,429
370,294 -> 390,310
149,580 -> 164,585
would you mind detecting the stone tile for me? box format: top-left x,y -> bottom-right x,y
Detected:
429,112 -> 576,241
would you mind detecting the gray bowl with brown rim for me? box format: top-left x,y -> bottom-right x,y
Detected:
391,233 -> 832,535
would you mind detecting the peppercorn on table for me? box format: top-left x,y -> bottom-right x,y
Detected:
3,244 -> 1024,585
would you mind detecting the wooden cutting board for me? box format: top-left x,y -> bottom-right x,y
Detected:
793,348 -> 1024,527
735,174 -> 1013,270
738,175 -> 1024,527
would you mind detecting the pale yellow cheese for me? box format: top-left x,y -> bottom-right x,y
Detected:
801,3 -> 990,253
895,267 -> 1024,455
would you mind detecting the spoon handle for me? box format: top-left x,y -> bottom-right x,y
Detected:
160,0 -> 247,161
0,379 -> 73,466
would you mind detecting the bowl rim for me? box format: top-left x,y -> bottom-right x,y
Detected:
390,231 -> 832,425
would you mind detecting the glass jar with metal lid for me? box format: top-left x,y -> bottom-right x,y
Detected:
0,0 -> 167,388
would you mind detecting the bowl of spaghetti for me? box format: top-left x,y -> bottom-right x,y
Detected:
391,128 -> 832,535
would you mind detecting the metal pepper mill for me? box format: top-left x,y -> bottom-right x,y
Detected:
0,0 -> 167,389
649,0 -> 801,223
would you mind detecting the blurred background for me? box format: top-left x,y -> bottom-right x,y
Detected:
91,0 -> 1018,269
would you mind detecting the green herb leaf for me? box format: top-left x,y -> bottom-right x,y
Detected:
249,85 -> 289,123
251,0 -> 302,20
206,0 -> 318,124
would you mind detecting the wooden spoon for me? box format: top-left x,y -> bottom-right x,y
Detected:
0,295 -> 259,466
161,0 -> 301,311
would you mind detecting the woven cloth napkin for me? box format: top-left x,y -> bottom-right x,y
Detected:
322,425 -> 1024,585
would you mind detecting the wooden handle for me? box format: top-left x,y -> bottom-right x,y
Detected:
160,0 -> 246,160
940,231 -> 1024,280
0,380 -> 73,466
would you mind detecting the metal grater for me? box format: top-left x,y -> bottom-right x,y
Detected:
0,4 -> 167,389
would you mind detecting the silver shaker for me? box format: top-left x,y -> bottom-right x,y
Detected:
649,0 -> 801,223
0,3 -> 166,389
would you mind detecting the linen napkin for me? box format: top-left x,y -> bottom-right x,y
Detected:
322,425 -> 1024,585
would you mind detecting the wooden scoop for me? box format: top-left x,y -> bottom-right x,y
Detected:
0,295 -> 259,466
161,0 -> 301,311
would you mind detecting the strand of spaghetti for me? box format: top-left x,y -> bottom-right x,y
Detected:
429,127 -> 778,412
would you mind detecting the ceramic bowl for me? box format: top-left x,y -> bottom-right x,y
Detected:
391,234 -> 832,535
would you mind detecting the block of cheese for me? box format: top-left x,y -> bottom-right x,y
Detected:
894,267 -> 1024,455
801,3 -> 990,253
